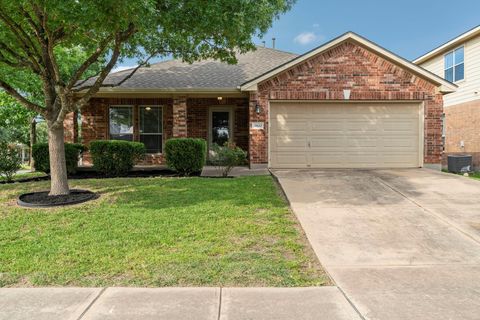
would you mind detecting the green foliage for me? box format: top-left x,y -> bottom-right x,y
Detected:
210,143 -> 248,177
89,140 -> 145,176
0,142 -> 21,182
32,143 -> 86,174
165,138 -> 207,176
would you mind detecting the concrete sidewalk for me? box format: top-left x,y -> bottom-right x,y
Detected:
0,287 -> 361,320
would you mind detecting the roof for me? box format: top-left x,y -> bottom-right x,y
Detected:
83,46 -> 298,93
240,32 -> 457,93
413,25 -> 480,64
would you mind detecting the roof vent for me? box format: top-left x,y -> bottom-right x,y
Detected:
272,37 -> 276,49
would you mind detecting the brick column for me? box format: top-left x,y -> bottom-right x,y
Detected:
173,96 -> 187,137
248,91 -> 267,166
63,111 -> 78,143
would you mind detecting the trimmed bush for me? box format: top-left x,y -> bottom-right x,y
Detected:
165,138 -> 206,176
32,143 -> 86,174
0,142 -> 22,182
90,140 -> 145,176
209,142 -> 247,177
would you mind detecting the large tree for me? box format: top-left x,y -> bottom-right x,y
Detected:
0,0 -> 294,195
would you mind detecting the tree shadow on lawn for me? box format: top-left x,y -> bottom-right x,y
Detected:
73,176 -> 287,212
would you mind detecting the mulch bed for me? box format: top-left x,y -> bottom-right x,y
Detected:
17,189 -> 98,208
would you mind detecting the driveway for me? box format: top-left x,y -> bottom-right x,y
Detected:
273,169 -> 480,320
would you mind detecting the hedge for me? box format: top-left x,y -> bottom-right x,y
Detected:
90,140 -> 145,176
165,138 -> 206,176
32,143 -> 86,175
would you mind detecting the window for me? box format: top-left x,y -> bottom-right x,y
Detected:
444,46 -> 464,82
109,106 -> 133,141
139,106 -> 163,153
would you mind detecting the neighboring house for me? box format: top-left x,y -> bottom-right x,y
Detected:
66,32 -> 456,170
414,25 -> 480,168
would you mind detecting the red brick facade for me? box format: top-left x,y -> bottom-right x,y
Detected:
442,99 -> 480,169
65,41 -> 446,168
70,96 -> 249,165
248,41 -> 444,166
187,97 -> 249,152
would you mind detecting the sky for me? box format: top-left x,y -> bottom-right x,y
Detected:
115,0 -> 480,71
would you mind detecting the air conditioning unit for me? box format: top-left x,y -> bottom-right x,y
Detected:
447,155 -> 472,173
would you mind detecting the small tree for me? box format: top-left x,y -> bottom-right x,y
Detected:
210,142 -> 247,177
0,0 -> 295,195
0,142 -> 22,182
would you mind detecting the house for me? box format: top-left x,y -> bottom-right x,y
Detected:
414,26 -> 480,169
66,32 -> 456,170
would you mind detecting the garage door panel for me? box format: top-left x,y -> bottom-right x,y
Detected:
270,103 -> 421,169
271,153 -> 308,168
271,136 -> 308,151
310,120 -> 344,132
271,119 -> 308,133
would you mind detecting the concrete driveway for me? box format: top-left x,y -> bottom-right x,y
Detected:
273,168 -> 480,320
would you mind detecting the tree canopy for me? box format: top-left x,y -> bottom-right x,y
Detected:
0,0 -> 295,195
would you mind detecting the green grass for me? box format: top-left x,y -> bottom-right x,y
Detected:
468,172 -> 480,180
0,176 -> 328,287
0,171 -> 47,182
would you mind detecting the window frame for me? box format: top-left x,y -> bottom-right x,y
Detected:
208,106 -> 234,149
444,45 -> 465,83
109,105 -> 134,141
138,105 -> 164,154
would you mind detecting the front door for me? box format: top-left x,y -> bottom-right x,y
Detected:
209,107 -> 233,148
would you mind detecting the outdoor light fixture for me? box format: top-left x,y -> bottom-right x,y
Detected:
217,96 -> 223,101
145,106 -> 152,111
255,103 -> 262,114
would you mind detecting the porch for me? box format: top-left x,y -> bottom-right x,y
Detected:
65,95 -> 252,166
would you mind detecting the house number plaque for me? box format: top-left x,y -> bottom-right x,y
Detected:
251,122 -> 265,130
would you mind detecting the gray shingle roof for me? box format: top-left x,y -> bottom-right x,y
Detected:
83,46 -> 298,90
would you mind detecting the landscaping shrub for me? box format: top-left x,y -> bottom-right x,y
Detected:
90,140 -> 145,176
165,138 -> 206,176
0,142 -> 22,182
32,143 -> 85,174
209,142 -> 247,177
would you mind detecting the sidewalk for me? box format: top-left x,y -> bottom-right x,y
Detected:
0,287 -> 361,320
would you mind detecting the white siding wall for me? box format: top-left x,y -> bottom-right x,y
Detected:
420,35 -> 480,107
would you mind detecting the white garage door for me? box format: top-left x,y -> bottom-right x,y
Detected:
269,102 -> 422,168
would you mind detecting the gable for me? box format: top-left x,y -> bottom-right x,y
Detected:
256,41 -> 439,99
241,32 -> 456,93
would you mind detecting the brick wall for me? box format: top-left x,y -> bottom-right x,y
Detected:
74,96 -> 249,166
442,99 -> 480,169
63,111 -> 78,143
80,97 -> 173,165
250,41 -> 444,166
187,97 -> 249,151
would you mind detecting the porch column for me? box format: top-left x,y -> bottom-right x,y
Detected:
173,96 -> 187,137
249,91 -> 267,167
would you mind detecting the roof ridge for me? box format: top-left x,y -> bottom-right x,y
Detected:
254,45 -> 299,56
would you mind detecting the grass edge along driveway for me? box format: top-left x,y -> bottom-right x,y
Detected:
0,175 -> 329,287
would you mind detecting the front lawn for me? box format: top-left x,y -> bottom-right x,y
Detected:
0,171 -> 47,182
0,176 -> 328,287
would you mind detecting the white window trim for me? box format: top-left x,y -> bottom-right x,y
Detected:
109,105 -> 134,141
138,105 -> 164,154
444,45 -> 465,83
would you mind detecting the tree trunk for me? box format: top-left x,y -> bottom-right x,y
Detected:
29,117 -> 36,169
47,122 -> 70,195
